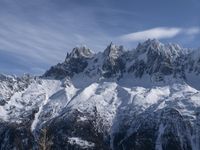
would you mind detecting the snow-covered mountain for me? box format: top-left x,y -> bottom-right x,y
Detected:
1,39 -> 200,150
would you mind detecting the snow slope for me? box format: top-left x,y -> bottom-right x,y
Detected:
1,39 -> 200,149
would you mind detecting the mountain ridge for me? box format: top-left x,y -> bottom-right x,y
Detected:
44,39 -> 200,87
1,39 -> 200,149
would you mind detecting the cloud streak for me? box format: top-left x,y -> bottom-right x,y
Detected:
0,0 -> 113,75
184,27 -> 200,35
120,27 -> 200,41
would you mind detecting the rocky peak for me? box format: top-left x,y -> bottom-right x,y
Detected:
102,43 -> 125,78
137,39 -> 182,53
136,39 -> 162,51
0,74 -> 15,82
104,42 -> 124,60
126,39 -> 187,78
65,46 -> 94,62
166,43 -> 182,51
43,46 -> 94,79
135,39 -> 183,61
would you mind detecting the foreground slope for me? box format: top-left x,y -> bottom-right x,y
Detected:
1,39 -> 200,150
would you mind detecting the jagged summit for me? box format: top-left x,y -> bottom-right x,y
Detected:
103,42 -> 124,59
137,39 -> 182,49
43,39 -> 200,82
136,39 -> 183,57
136,39 -> 162,49
65,46 -> 94,61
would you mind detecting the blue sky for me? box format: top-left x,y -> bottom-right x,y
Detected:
0,0 -> 200,75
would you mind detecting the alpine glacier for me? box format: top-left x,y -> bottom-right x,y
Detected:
1,39 -> 200,150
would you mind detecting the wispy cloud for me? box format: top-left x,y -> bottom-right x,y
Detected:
120,27 -> 181,41
0,0 -> 113,75
184,27 -> 200,35
120,27 -> 200,42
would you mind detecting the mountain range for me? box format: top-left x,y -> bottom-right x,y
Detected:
1,39 -> 200,150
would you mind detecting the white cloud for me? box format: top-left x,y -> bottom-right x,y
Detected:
120,27 -> 200,42
120,27 -> 182,41
185,27 -> 200,35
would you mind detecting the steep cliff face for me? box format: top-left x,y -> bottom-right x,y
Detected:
1,39 -> 200,150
